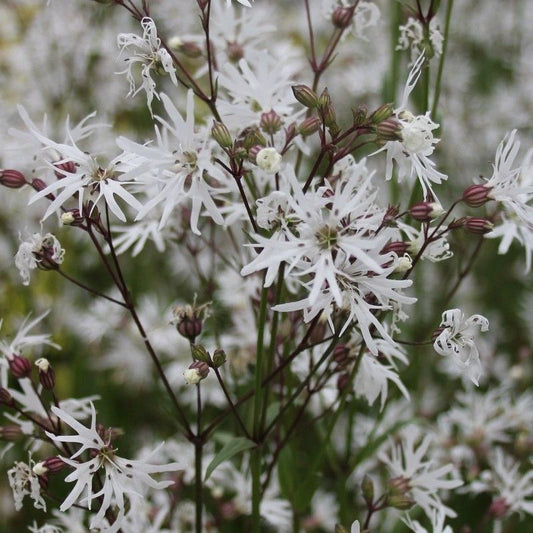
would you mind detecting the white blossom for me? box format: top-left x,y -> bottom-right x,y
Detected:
433,309 -> 489,386
397,17 -> 444,65
46,403 -> 181,533
7,456 -> 46,512
117,17 -> 178,114
15,232 -> 65,286
256,147 -> 282,174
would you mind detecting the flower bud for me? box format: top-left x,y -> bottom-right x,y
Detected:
370,103 -> 395,124
9,354 -> 32,379
410,201 -> 445,222
179,41 -> 203,58
256,147 -> 282,174
489,497 -> 510,518
352,104 -> 368,126
172,302 -> 209,343
337,372 -> 350,391
227,41 -> 244,62
376,118 -> 402,142
462,184 -> 492,207
297,116 -> 321,137
0,388 -> 14,407
61,209 -> 84,227
53,160 -> 76,179
0,425 -> 23,442
32,178 -> 55,200
382,241 -> 409,255
260,110 -> 283,135
212,349 -> 227,368
387,476 -> 415,510
292,84 -> 318,108
35,358 -> 56,390
242,128 -> 266,150
212,121 -> 233,149
332,6 -> 353,29
191,344 -> 211,364
361,474 -> 375,505
0,169 -> 27,189
332,344 -> 350,364
34,456 -> 66,476
464,217 -> 494,235
184,361 -> 210,384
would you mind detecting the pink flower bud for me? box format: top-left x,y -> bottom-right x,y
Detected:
0,169 -> 28,189
462,184 -> 492,207
260,110 -> 283,135
9,354 -> 32,379
464,217 -> 494,235
332,6 -> 353,28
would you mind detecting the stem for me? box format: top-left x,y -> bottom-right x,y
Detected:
251,283 -> 269,533
195,384 -> 203,533
431,0 -> 454,117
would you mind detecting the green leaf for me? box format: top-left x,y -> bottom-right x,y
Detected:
204,437 -> 256,481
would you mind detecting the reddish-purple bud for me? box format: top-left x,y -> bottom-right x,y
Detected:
462,184 -> 492,207
0,169 -> 28,189
489,497 -> 511,518
35,358 -> 56,390
260,110 -> 283,135
376,117 -> 402,141
332,344 -> 350,364
410,201 -> 445,222
332,6 -> 353,28
337,372 -> 350,391
464,217 -> 494,235
382,241 -> 409,255
0,388 -> 15,407
54,160 -> 76,179
31,178 -> 55,200
37,456 -> 66,475
9,354 -> 32,379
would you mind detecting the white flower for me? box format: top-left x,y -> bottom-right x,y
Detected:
351,520 -> 361,533
380,430 -> 463,519
483,131 -> 533,271
256,147 -> 282,174
46,403 -> 181,533
433,309 -> 489,386
17,106 -> 142,222
15,233 -> 65,286
7,456 -> 46,512
117,91 -> 228,235
397,17 -> 444,65
117,17 -> 178,114
404,507 -> 452,533
373,53 -> 447,197
227,0 -> 252,6
322,1 -> 381,41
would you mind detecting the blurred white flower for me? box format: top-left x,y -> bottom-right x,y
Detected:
397,17 -> 443,65
404,507 -> 452,533
433,309 -> 489,386
7,455 -> 46,512
380,430 -> 463,519
117,17 -> 178,114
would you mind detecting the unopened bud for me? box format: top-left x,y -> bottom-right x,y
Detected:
0,425 -> 23,441
61,209 -> 84,226
212,349 -> 227,368
464,217 -> 494,235
292,84 -> 318,108
227,41 -> 244,62
172,302 -> 209,343
489,497 -> 511,518
179,41 -> 203,58
382,241 -> 409,255
0,169 -> 27,189
322,104 -> 339,136
256,147 -> 282,174
318,88 -> 332,110
387,476 -> 415,510
191,344 -> 211,363
242,128 -> 266,150
33,456 -> 66,476
184,361 -> 210,384
0,388 -> 14,407
394,254 -> 412,273
370,103 -> 395,124
332,344 -> 350,364
332,6 -> 353,29
35,358 -> 56,390
297,116 -> 321,137
32,178 -> 55,200
260,110 -> 283,135
212,121 -> 233,149
352,104 -> 368,126
9,354 -> 32,379
462,184 -> 492,207
376,118 -> 402,142
410,201 -> 445,222
337,372 -> 350,391
53,160 -> 76,178
361,474 -> 375,505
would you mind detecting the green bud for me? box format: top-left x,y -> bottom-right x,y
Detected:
212,349 -> 227,368
370,103 -> 395,124
291,84 -> 318,108
361,474 -> 375,505
335,526 -> 348,533
191,344 -> 211,363
212,121 -> 233,149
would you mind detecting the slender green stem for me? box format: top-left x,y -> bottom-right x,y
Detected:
195,384 -> 203,533
251,283 -> 269,532
431,0 -> 454,117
